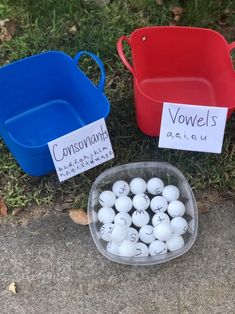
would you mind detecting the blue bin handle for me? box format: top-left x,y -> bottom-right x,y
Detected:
74,51 -> 106,92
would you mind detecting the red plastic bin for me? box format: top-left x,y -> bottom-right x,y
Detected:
117,26 -> 235,136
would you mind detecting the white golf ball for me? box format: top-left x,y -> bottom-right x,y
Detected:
119,240 -> 137,257
130,178 -> 147,194
100,223 -> 114,242
149,240 -> 168,256
115,196 -> 132,212
162,185 -> 180,202
127,227 -> 139,243
132,209 -> 150,227
110,223 -> 128,242
99,190 -> 116,207
139,225 -> 155,244
150,196 -> 168,213
132,193 -> 150,211
98,207 -> 115,224
154,222 -> 173,242
152,212 -> 170,227
114,212 -> 132,227
166,234 -> 185,252
147,177 -> 164,195
170,217 -> 188,235
168,200 -> 185,217
106,241 -> 122,255
135,243 -> 149,257
112,180 -> 130,197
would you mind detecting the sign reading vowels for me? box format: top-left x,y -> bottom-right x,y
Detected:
159,102 -> 228,153
48,118 -> 114,182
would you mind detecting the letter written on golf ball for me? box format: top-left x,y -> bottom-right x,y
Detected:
106,241 -> 122,256
130,178 -> 147,194
135,243 -> 149,257
170,217 -> 188,235
166,234 -> 185,252
147,177 -> 164,195
100,223 -> 114,242
152,212 -> 170,227
154,222 -> 173,242
112,180 -> 130,197
115,196 -> 132,212
114,212 -> 132,227
132,209 -> 150,228
98,207 -> 115,224
110,223 -> 128,243
168,200 -> 185,217
119,240 -> 137,257
132,193 -> 150,211
162,185 -> 180,202
139,225 -> 155,244
127,227 -> 139,243
99,190 -> 116,207
149,240 -> 168,256
150,196 -> 168,213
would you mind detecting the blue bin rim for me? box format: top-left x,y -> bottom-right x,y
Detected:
0,50 -> 107,91
0,50 -> 110,149
0,50 -> 73,70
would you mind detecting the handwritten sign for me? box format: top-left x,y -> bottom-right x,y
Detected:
48,118 -> 114,182
159,102 -> 228,153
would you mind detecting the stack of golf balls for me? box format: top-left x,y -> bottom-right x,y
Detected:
97,177 -> 188,258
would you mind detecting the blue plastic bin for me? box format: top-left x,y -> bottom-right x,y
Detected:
0,51 -> 110,176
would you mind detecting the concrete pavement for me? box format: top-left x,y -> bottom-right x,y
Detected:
0,200 -> 234,314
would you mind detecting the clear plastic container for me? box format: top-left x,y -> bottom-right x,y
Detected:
88,162 -> 198,266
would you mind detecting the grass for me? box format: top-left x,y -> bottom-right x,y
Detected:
0,0 -> 234,211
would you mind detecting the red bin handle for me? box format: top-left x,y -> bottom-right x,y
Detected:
117,36 -> 135,76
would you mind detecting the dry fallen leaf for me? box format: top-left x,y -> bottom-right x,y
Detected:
156,0 -> 163,5
0,198 -> 8,217
174,15 -> 181,22
0,26 -> 11,42
69,209 -> 89,225
12,207 -> 24,216
0,19 -> 17,43
169,6 -> 184,24
170,6 -> 184,16
198,202 -> 209,214
0,19 -> 9,27
8,282 -> 17,294
68,25 -> 77,34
